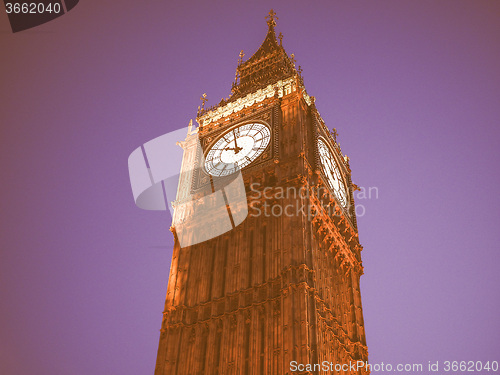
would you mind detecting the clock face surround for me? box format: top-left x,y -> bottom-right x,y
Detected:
204,122 -> 271,177
317,139 -> 348,208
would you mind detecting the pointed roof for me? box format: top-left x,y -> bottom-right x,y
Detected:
230,10 -> 297,100
244,16 -> 280,63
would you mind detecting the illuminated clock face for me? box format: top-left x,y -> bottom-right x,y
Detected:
318,139 -> 348,207
205,122 -> 271,177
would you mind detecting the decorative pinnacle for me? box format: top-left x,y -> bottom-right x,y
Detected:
200,93 -> 208,109
238,50 -> 245,65
266,9 -> 278,28
197,93 -> 208,116
331,128 -> 338,141
278,32 -> 283,46
234,50 -> 245,85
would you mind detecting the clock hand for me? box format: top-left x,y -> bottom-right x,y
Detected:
233,131 -> 239,149
224,145 -> 243,153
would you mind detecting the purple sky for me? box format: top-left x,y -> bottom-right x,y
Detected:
1,1 -> 499,374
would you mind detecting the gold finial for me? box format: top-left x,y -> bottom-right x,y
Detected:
234,51 -> 244,85
290,53 -> 296,66
278,32 -> 283,46
197,93 -> 208,116
200,93 -> 208,109
298,65 -> 303,76
266,9 -> 278,28
331,128 -> 338,141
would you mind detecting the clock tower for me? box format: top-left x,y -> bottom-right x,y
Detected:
154,10 -> 369,375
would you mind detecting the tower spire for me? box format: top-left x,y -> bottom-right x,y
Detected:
229,10 -> 299,100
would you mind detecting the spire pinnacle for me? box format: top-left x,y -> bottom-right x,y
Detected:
238,50 -> 245,65
229,10 -> 297,101
197,93 -> 208,116
266,9 -> 278,28
200,93 -> 208,108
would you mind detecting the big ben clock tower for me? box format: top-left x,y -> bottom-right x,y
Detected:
153,10 -> 369,375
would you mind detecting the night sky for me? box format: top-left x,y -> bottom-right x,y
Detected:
1,1 -> 499,374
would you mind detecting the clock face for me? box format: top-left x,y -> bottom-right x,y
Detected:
205,122 -> 271,177
318,139 -> 348,207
